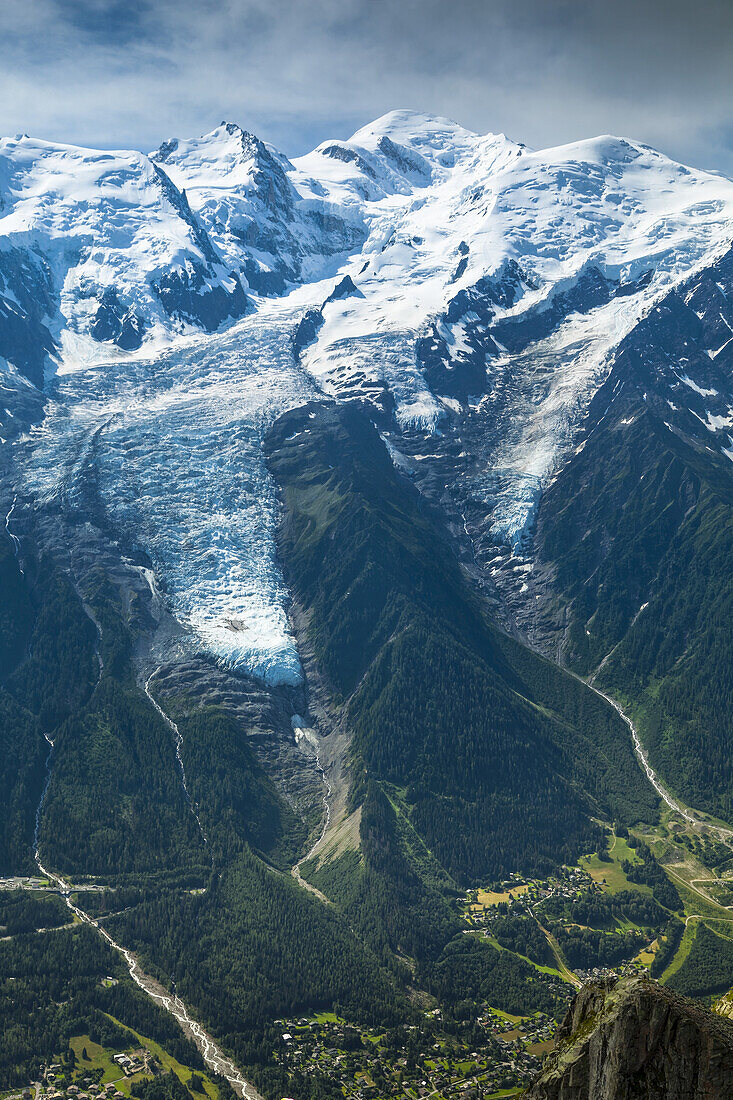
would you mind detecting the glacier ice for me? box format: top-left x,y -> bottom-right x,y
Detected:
5,110 -> 733,683
19,309 -> 319,685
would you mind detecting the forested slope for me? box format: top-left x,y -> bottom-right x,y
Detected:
0,517 -> 408,1092
534,269 -> 733,822
266,402 -> 658,883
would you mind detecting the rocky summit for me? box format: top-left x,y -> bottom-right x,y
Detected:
526,975 -> 733,1100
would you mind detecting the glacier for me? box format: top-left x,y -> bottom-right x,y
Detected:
3,109 -> 733,682
18,306 -> 319,685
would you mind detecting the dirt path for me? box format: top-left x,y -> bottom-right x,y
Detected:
528,905 -> 581,989
0,920 -> 77,942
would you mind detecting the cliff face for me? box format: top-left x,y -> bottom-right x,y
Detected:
526,975 -> 733,1100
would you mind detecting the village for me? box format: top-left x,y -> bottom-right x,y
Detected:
273,1010 -> 550,1099
463,862 -> 608,920
4,1050 -> 158,1100
462,847 -> 666,986
5,828 -> 709,1100
270,844 -> 674,1099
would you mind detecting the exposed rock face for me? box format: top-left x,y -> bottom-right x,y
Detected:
526,975 -> 733,1100
0,246 -> 57,386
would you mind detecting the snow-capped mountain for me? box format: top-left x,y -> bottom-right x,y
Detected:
151,122 -> 366,294
292,112 -> 733,429
2,109 -> 733,684
0,135 -> 247,383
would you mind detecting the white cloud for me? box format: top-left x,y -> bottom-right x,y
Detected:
0,0 -> 731,175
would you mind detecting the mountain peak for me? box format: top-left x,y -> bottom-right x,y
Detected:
351,107 -> 474,139
339,108 -> 524,181
152,122 -> 258,167
150,121 -> 291,192
349,108 -> 482,158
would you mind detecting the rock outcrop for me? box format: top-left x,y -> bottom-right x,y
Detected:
525,975 -> 733,1099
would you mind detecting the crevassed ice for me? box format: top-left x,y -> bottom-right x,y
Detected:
21,311 -> 318,686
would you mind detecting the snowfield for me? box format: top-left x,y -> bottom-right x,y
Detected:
3,110 -> 733,680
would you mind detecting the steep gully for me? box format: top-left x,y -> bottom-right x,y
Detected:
5,502 -> 261,1100
5,497 -> 24,574
290,721 -> 333,904
142,671 -> 212,856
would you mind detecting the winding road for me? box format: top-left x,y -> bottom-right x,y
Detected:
585,679 -> 733,843
527,906 -> 582,989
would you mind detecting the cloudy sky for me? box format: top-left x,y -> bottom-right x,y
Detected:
2,0 -> 732,174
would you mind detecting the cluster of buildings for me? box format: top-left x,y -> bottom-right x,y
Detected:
35,1049 -> 158,1100
40,1069 -> 126,1100
273,1013 -> 545,1099
111,1052 -> 152,1078
465,867 -> 599,926
575,960 -> 646,983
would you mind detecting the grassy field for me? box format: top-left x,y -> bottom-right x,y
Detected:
526,1039 -> 555,1056
486,1008 -> 526,1024
659,919 -> 699,984
633,937 -> 659,968
580,835 -> 646,895
70,1022 -> 220,1100
106,1017 -> 219,1100
485,934 -> 570,985
471,885 -> 530,909
69,1036 -> 124,1087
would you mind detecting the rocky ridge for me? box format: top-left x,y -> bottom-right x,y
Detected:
526,975 -> 733,1099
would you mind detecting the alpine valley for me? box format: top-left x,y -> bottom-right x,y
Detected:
2,110 -> 733,1100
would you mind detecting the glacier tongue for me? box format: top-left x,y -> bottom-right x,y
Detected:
484,292 -> 650,547
20,308 -> 319,685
